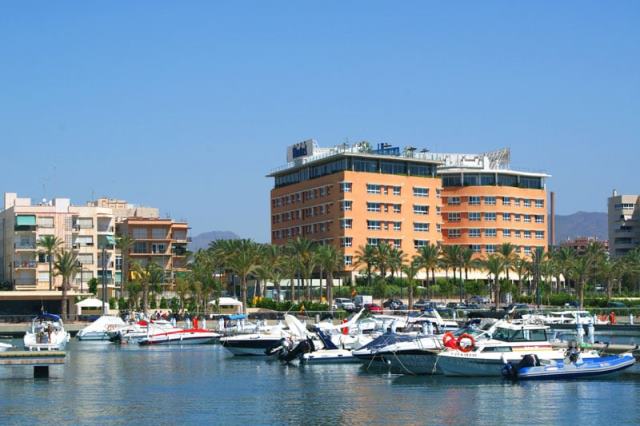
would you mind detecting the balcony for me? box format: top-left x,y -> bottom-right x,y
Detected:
15,260 -> 37,269
15,242 -> 36,250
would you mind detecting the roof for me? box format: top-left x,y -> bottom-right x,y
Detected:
76,298 -> 107,308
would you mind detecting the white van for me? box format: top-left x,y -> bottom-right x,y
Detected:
353,295 -> 373,309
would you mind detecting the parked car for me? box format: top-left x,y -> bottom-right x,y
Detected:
413,299 -> 435,311
334,298 -> 356,311
383,298 -> 404,310
364,303 -> 383,313
564,301 -> 579,308
354,295 -> 373,309
607,301 -> 626,308
468,295 -> 490,305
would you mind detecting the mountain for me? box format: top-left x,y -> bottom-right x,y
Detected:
189,230 -> 241,251
552,211 -> 608,243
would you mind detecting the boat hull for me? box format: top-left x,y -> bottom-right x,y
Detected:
139,330 -> 220,346
221,337 -> 284,356
383,350 -> 440,374
516,355 -> 636,380
303,349 -> 360,364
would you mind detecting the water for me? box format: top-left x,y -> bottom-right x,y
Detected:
1,340 -> 640,425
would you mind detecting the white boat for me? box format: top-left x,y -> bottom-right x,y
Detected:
220,315 -> 309,356
23,313 -> 70,351
77,316 -> 126,341
436,321 -> 600,377
0,342 -> 12,351
138,328 -> 221,345
108,320 -> 177,344
522,310 -> 608,325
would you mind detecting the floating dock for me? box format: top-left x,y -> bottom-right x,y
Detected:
0,351 -> 66,378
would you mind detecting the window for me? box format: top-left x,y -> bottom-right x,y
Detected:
414,223 -> 429,232
436,189 -> 441,199
503,213 -> 511,221
524,215 -> 531,223
448,197 -> 461,205
341,200 -> 352,211
448,212 -> 460,221
484,196 -> 496,205
392,186 -> 401,195
535,215 -> 544,223
536,231 -> 544,240
535,199 -> 544,208
448,229 -> 461,238
393,204 -> 401,213
524,199 -> 531,207
132,228 -> 147,239
367,220 -> 382,230
469,229 -> 481,238
367,202 -> 381,212
151,228 -> 167,239
392,239 -> 402,247
341,237 -> 353,247
354,159 -> 378,173
514,214 -> 521,222
38,271 -> 50,282
471,244 -> 481,253
367,184 -> 381,194
133,242 -> 147,253
469,212 -> 481,221
367,238 -> 380,246
340,182 -> 352,192
524,246 -> 532,255
344,255 -> 353,266
436,224 -> 441,233
393,222 -> 401,231
502,197 -> 511,206
340,219 -> 352,229
485,229 -> 497,237
77,254 -> 93,265
524,231 -> 531,239
436,206 -> 441,215
503,229 -> 511,237
413,187 -> 429,197
469,196 -> 481,205
486,244 -> 496,254
514,198 -> 521,207
77,218 -> 93,229
151,243 -> 166,253
414,205 -> 429,215
414,240 -> 429,249
75,236 -> 94,247
37,216 -> 54,228
515,230 -> 522,238
484,213 -> 497,221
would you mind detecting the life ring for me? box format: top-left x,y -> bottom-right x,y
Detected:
341,319 -> 349,335
456,333 -> 475,352
442,332 -> 457,349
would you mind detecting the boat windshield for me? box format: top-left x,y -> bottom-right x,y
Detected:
492,327 -> 547,342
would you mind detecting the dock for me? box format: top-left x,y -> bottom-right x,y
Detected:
0,351 -> 66,378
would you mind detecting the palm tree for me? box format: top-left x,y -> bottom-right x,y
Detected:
460,247 -> 477,281
375,242 -> 392,280
530,247 -> 546,306
316,244 -> 342,305
402,257 -> 421,310
175,276 -> 191,310
355,244 -> 377,286
569,256 -> 590,308
442,245 -> 463,301
288,237 -> 316,301
498,243 -> 518,283
553,247 -> 575,291
513,256 -> 530,296
116,234 -> 135,298
484,255 -> 505,309
417,244 -> 440,295
38,235 -> 63,291
54,249 -> 79,320
388,247 -> 407,280
131,261 -> 165,314
226,239 -> 260,312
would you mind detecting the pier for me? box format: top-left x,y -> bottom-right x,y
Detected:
0,351 -> 66,378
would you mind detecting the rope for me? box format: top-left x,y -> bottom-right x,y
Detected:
392,351 -> 416,375
431,351 -> 440,375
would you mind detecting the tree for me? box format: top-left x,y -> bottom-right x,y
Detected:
513,257 -> 530,296
569,256 -> 590,308
530,247 -> 546,306
38,235 -> 63,291
54,249 -> 79,320
388,247 -> 407,280
498,243 -> 518,282
288,237 -> 316,301
175,276 -> 190,309
131,261 -> 165,314
442,245 -> 464,302
355,245 -> 377,286
226,239 -> 260,312
484,255 -> 505,309
115,234 -> 135,298
417,244 -> 440,296
402,257 -> 421,310
316,244 -> 342,305
552,247 -> 575,291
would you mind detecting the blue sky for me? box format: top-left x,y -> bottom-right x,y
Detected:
1,1 -> 638,242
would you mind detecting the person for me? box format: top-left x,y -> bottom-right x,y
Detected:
46,323 -> 53,344
218,316 -> 225,332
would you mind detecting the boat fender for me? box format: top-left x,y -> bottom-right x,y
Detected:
456,333 -> 475,353
609,312 -> 616,325
442,332 -> 457,349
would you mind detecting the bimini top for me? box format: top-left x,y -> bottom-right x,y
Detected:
36,312 -> 61,322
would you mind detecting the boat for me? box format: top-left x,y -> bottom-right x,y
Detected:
522,310 -> 608,325
108,320 -> 177,344
0,342 -> 12,351
220,315 -> 311,356
23,313 -> 71,351
436,321 -> 601,377
77,315 -> 126,341
138,328 -> 221,345
503,350 -> 636,380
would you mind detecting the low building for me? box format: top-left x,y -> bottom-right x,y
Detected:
560,236 -> 608,255
608,191 -> 640,257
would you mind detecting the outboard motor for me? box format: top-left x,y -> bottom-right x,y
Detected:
265,338 -> 288,356
279,338 -> 316,363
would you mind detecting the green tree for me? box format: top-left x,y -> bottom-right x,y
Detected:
54,249 -> 79,320
226,239 -> 260,312
316,244 -> 343,304
355,244 -> 378,287
88,277 -> 98,295
484,255 -> 505,309
288,237 -> 316,301
417,243 -> 440,296
115,234 -> 135,298
402,257 -> 421,310
131,261 -> 165,314
38,235 -> 63,291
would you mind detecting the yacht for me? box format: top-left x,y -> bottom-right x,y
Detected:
138,328 -> 221,345
77,315 -> 126,341
0,342 -> 12,351
522,310 -> 608,325
23,313 -> 70,351
108,319 -> 177,344
220,315 -> 307,356
436,321 -> 600,376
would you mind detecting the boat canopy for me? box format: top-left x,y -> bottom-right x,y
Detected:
226,314 -> 247,320
76,298 -> 107,308
36,313 -> 61,322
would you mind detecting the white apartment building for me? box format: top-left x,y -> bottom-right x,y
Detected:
608,190 -> 640,257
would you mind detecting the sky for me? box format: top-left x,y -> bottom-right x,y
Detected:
0,1 -> 638,242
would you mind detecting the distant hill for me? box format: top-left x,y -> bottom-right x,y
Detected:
552,211 -> 608,243
189,231 -> 241,251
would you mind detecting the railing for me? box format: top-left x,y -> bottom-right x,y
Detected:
15,243 -> 36,249
15,261 -> 37,268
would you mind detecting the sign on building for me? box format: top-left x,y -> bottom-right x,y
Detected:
287,139 -> 315,162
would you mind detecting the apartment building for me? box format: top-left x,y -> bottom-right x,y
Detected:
560,236 -> 608,255
438,150 -> 549,258
608,191 -> 640,257
268,141 -> 550,274
116,218 -> 190,286
0,192 -> 117,291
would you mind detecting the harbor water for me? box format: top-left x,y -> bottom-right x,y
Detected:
1,340 -> 640,425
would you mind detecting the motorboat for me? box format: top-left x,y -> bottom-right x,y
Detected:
77,315 -> 126,341
138,328 -> 221,345
220,316 -> 304,356
522,310 -> 608,325
108,320 -> 177,344
23,313 -> 70,351
436,321 -> 600,377
0,342 -> 12,351
503,350 -> 636,380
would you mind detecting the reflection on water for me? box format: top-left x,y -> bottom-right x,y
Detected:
0,340 -> 639,425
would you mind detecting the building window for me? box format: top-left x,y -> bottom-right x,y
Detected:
37,216 -> 54,228
77,254 -> 93,265
75,236 -> 94,247
341,237 -> 353,247
340,219 -> 352,229
514,198 -> 521,207
367,238 -> 380,246
367,202 -> 381,212
393,222 -> 401,231
484,196 -> 496,205
393,204 -> 401,213
392,186 -> 401,195
502,197 -> 511,206
414,223 -> 429,232
341,200 -> 352,211
436,224 -> 441,233
524,199 -> 531,207
503,229 -> 511,237
469,212 -> 481,221
413,187 -> 429,197
38,272 -> 50,282
536,231 -> 544,240
392,239 -> 402,247
503,213 -> 511,221
414,240 -> 429,249
514,214 -> 521,222
469,196 -> 481,205
344,255 -> 353,266
367,184 -> 381,194
524,231 -> 531,239
469,229 -> 481,238
535,199 -> 544,208
436,189 -> 441,199
77,218 -> 93,229
367,220 -> 382,230
414,205 -> 429,215
340,182 -> 352,193
524,215 -> 531,223
535,215 -> 544,223
484,213 -> 497,221
524,246 -> 532,255
515,230 -> 522,238
486,244 -> 496,254
448,229 -> 461,238
471,244 -> 481,253
448,197 -> 461,205
448,213 -> 460,221
485,229 -> 497,237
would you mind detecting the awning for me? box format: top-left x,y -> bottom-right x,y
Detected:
106,235 -> 116,245
76,298 -> 107,308
16,215 -> 36,226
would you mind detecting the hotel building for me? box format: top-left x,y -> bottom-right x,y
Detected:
268,141 -> 550,273
608,191 -> 640,257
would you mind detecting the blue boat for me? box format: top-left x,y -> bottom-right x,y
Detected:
503,352 -> 636,380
